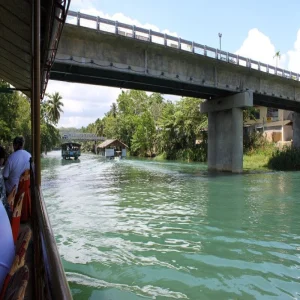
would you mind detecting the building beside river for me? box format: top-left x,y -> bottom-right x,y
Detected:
97,139 -> 128,158
244,107 -> 293,143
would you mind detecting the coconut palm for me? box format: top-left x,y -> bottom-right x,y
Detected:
273,51 -> 281,68
45,92 -> 64,124
95,118 -> 104,137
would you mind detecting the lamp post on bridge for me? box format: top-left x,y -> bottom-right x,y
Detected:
218,32 -> 222,59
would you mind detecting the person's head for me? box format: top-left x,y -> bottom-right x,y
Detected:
13,136 -> 25,151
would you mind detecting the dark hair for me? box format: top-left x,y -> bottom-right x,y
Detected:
13,136 -> 25,148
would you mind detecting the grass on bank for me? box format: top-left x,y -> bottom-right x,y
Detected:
243,153 -> 270,171
243,142 -> 275,171
148,132 -> 300,172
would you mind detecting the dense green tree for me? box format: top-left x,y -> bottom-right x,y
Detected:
117,90 -> 148,115
107,103 -> 117,118
81,91 -> 208,161
0,81 -> 63,154
0,80 -> 19,141
41,123 -> 60,154
95,118 -> 104,137
15,94 -> 32,152
157,97 -> 207,161
131,111 -> 156,156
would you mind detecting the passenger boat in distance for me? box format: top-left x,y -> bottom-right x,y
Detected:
61,142 -> 81,160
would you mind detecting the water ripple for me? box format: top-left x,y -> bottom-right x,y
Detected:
42,152 -> 300,299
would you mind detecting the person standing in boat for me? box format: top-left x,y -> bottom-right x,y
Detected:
3,136 -> 31,195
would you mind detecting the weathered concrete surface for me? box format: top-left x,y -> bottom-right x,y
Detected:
204,92 -> 252,173
200,91 -> 253,113
207,108 -> 244,173
293,113 -> 300,148
51,24 -> 300,111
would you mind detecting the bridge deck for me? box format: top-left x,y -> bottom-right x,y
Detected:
51,11 -> 300,111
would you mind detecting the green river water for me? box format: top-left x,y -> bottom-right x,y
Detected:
41,151 -> 300,300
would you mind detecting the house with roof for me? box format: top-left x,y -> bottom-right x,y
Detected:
244,107 -> 293,143
97,139 -> 128,158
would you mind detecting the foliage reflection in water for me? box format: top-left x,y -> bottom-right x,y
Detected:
41,151 -> 300,300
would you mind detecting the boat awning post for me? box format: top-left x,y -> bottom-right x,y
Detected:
33,0 -> 41,186
31,1 -> 35,160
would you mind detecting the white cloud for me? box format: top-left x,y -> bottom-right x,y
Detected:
46,81 -> 122,128
68,7 -> 178,37
235,28 -> 286,69
236,28 -> 300,74
287,29 -> 300,73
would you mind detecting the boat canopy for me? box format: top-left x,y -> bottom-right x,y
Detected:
61,142 -> 81,149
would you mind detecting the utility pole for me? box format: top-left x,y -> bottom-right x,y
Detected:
218,33 -> 222,59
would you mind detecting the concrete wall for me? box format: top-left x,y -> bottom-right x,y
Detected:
244,106 -> 293,142
245,107 -> 293,125
283,125 -> 293,141
264,130 -> 281,142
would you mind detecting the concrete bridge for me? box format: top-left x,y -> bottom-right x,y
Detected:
51,11 -> 300,173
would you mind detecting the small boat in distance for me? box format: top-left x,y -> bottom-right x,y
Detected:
61,142 -> 81,160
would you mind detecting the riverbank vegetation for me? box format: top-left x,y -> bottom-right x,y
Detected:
83,90 -> 208,162
243,132 -> 300,171
0,80 -> 62,155
83,90 -> 299,171
1,79 -> 299,171
243,132 -> 275,170
268,147 -> 300,170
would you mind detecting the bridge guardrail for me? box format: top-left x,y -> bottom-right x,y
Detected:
66,10 -> 300,82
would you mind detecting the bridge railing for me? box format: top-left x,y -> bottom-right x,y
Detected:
66,11 -> 300,82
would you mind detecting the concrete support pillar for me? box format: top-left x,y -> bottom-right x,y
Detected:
207,112 -> 216,169
231,108 -> 244,173
293,112 -> 300,148
200,92 -> 253,173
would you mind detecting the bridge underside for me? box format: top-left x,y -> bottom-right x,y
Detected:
51,61 -> 300,112
50,61 -> 232,99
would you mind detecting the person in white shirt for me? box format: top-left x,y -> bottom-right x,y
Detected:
3,136 -> 31,195
0,200 -> 14,291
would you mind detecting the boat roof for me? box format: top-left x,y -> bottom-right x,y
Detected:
61,142 -> 81,147
97,139 -> 128,149
0,0 -> 70,98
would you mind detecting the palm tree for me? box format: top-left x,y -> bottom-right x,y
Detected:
273,51 -> 281,68
110,103 -> 117,118
95,118 -> 104,137
46,92 -> 64,124
40,101 -> 50,123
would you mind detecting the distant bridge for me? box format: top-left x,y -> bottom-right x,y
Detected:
61,132 -> 105,141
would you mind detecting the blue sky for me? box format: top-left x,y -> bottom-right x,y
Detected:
72,0 -> 299,54
47,0 -> 300,128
